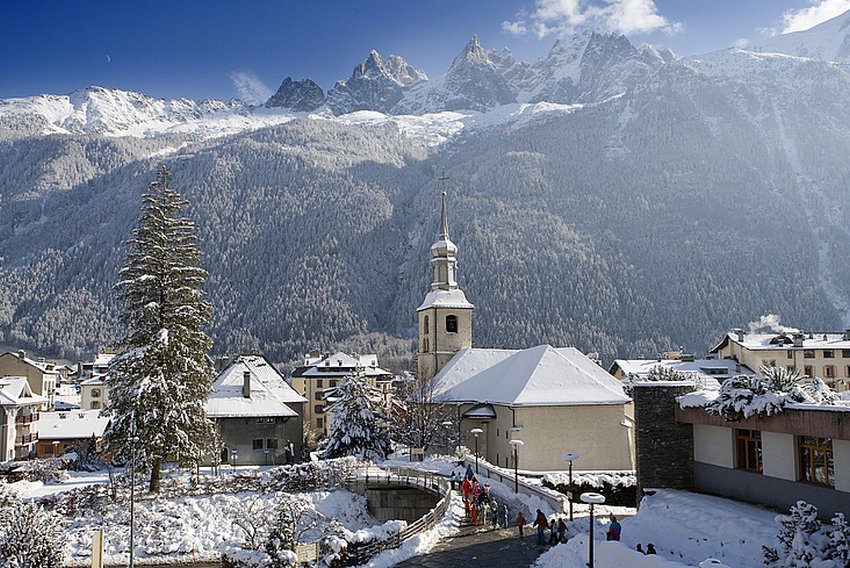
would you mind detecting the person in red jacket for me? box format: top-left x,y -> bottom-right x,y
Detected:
516,511 -> 526,539
533,509 -> 548,545
461,477 -> 472,517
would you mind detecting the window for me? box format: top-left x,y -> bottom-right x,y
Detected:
315,391 -> 324,401
314,404 -> 324,414
329,380 -> 337,387
265,417 -> 275,424
786,351 -> 793,359
735,429 -> 762,473
845,365 -> 850,378
804,350 -> 815,359
799,436 -> 834,486
824,365 -> 836,379
91,388 -> 101,398
824,350 -> 834,359
762,360 -> 776,368
266,438 -> 278,449
843,350 -> 850,358
804,365 -> 814,377
253,439 -> 263,450
445,315 -> 458,333
422,338 -> 429,352
424,315 -> 429,335
90,401 -> 101,409
316,379 -> 323,388
42,444 -> 54,455
496,427 -> 500,437
317,418 -> 324,428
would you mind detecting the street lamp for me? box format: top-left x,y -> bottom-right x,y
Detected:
441,421 -> 453,454
561,452 -> 580,522
580,492 -> 606,568
230,449 -> 238,469
470,428 -> 484,474
129,433 -> 139,568
509,439 -> 524,493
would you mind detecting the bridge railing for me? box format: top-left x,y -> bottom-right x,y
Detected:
295,465 -> 453,566
461,456 -> 568,515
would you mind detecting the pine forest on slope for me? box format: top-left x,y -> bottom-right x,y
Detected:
2,23 -> 850,369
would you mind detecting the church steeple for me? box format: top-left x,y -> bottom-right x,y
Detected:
417,191 -> 474,381
430,191 -> 459,291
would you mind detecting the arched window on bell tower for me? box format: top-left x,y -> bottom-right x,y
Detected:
424,315 -> 430,335
446,315 -> 458,333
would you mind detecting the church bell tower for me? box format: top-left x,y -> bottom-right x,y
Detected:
417,192 -> 473,381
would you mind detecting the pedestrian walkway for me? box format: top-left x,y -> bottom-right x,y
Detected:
392,524 -> 545,568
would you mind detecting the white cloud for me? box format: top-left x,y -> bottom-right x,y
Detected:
781,0 -> 850,34
228,71 -> 273,105
502,0 -> 680,38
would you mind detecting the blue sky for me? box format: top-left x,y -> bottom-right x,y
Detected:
2,1 -> 848,102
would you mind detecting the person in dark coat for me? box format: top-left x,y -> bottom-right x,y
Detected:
646,543 -> 657,555
636,543 -> 646,554
606,515 -> 622,541
465,464 -> 475,480
533,509 -> 548,545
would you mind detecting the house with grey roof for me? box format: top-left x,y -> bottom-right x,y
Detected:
206,355 -> 307,466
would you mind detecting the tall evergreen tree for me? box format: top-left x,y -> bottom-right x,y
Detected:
322,370 -> 390,461
104,167 -> 214,493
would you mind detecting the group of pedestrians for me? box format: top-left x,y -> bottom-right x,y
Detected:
529,509 -> 569,546
456,465 -> 509,529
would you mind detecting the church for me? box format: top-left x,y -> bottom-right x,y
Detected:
417,193 -> 635,472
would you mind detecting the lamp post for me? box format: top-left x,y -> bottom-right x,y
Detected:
129,433 -> 139,568
230,449 -> 238,470
509,439 -> 524,493
580,492 -> 606,568
470,428 -> 483,474
441,420 -> 453,454
561,452 -> 580,522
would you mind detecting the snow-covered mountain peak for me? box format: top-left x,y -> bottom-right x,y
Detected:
383,55 -> 428,86
760,8 -> 850,62
452,34 -> 493,68
326,51 -> 427,114
265,77 -> 326,111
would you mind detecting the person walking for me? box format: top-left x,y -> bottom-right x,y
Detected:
490,500 -> 499,529
500,503 -> 510,528
461,477 -> 472,517
606,515 -> 622,541
465,464 -> 475,480
533,509 -> 548,546
516,511 -> 526,539
557,517 -> 566,543
636,543 -> 646,554
548,518 -> 558,545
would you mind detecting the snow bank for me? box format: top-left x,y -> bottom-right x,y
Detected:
543,471 -> 635,489
535,533 -> 695,567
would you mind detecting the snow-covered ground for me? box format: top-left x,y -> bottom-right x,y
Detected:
533,489 -> 778,568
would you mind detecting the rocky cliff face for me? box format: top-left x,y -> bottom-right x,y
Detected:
265,77 -> 326,111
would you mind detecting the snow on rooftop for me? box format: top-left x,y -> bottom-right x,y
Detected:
417,289 -> 474,311
206,355 -> 305,418
716,330 -> 850,351
39,410 -> 110,439
434,345 -> 630,407
0,377 -> 48,406
613,358 -> 751,379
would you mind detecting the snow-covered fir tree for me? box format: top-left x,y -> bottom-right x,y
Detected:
0,500 -> 65,568
322,370 -> 390,461
264,499 -> 299,568
764,500 -> 850,567
104,167 -> 214,493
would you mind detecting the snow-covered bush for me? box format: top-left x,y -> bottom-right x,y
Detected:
0,500 -> 66,567
264,499 -> 298,568
622,366 -> 691,395
706,368 -> 836,422
8,458 -> 68,483
763,500 -> 849,567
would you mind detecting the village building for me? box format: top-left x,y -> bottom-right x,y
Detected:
291,351 -> 393,437
632,380 -> 850,519
78,352 -> 117,411
0,350 -> 59,410
418,193 -> 635,472
711,328 -> 850,392
36,409 -> 110,458
206,355 -> 307,466
0,376 -> 47,460
609,353 -> 754,383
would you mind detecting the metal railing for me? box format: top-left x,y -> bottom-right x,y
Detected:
461,456 -> 568,514
295,465 -> 453,566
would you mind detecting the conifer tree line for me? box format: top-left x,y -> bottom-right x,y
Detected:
0,97 -> 848,367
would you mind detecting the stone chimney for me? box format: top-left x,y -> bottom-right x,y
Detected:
732,328 -> 745,342
793,332 -> 804,348
17,349 -> 26,359
844,329 -> 850,341
242,370 -> 251,398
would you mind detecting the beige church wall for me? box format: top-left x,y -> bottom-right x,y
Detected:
417,307 -> 473,380
505,405 -> 634,471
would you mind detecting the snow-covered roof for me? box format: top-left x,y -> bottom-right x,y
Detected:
433,345 -> 630,407
712,330 -> 850,352
89,353 -> 118,368
206,355 -> 305,418
39,410 -> 110,440
0,351 -> 60,374
611,358 -> 753,379
0,377 -> 48,407
80,375 -> 107,386
294,351 -> 391,379
417,289 -> 474,311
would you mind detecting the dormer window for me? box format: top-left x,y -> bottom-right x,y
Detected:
446,315 -> 458,333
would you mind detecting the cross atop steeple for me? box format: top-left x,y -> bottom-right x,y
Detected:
439,191 -> 449,241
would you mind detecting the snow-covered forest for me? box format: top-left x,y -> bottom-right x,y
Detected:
2,31 -> 850,366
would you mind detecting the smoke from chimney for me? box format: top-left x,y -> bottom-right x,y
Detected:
747,314 -> 798,335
